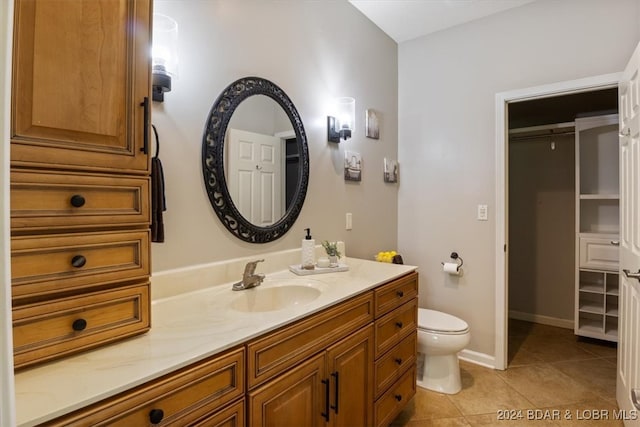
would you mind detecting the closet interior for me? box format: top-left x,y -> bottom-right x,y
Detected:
508,87 -> 619,342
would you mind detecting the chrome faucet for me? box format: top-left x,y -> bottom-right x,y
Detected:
232,259 -> 265,291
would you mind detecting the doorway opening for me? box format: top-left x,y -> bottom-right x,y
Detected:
507,88 -> 619,368
494,73 -> 622,370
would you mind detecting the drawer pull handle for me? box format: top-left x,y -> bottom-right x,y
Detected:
331,372 -> 339,414
149,408 -> 164,424
72,318 -> 87,332
395,321 -> 403,328
394,358 -> 403,365
140,97 -> 149,154
70,194 -> 85,208
71,255 -> 87,268
611,240 -> 620,246
321,379 -> 330,421
395,394 -> 402,401
396,290 -> 404,297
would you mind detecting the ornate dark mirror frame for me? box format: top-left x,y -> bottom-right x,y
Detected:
202,77 -> 310,243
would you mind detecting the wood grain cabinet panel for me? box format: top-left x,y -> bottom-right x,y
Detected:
248,353 -> 327,427
192,399 -> 245,427
11,0 -> 151,174
374,298 -> 418,358
374,331 -> 417,398
11,170 -> 150,231
43,348 -> 245,427
374,365 -> 416,427
13,283 -> 150,369
374,271 -> 418,317
247,292 -> 373,389
11,230 -> 150,302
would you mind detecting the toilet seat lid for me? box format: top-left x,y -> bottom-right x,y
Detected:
418,309 -> 468,333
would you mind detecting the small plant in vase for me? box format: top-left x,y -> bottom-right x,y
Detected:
321,241 -> 342,266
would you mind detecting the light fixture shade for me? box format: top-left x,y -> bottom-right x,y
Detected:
152,13 -> 179,77
152,13 -> 178,102
335,97 -> 355,133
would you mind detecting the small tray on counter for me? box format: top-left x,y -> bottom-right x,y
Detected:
289,263 -> 349,276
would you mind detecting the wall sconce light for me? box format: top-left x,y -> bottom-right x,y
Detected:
152,13 -> 179,102
328,97 -> 355,143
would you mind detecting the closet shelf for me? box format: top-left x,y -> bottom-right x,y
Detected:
578,303 -> 604,314
579,194 -> 619,200
578,284 -> 604,293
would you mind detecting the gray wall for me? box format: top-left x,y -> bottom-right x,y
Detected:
508,134 -> 575,322
398,0 -> 640,357
152,0 -> 399,271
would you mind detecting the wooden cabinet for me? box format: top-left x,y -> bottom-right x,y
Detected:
248,272 -> 417,427
247,293 -> 374,427
41,347 -> 245,427
575,114 -> 620,341
248,326 -> 374,427
10,0 -> 152,369
373,271 -> 418,427
11,0 -> 151,174
40,273 -> 418,426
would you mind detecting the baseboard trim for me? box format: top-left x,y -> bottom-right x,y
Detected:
508,310 -> 574,330
458,349 -> 495,369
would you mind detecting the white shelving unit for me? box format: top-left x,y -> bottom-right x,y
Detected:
575,114 -> 620,342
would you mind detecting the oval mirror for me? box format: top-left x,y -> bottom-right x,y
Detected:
202,77 -> 310,243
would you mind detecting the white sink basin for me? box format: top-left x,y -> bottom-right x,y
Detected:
230,284 -> 322,312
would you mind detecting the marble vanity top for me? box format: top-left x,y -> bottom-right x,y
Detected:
14,254 -> 416,426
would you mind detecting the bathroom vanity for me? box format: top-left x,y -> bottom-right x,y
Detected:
14,255 -> 417,427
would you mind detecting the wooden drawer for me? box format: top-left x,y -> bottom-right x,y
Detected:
374,272 -> 418,317
247,292 -> 373,389
375,298 -> 417,358
11,170 -> 150,232
374,364 -> 416,427
11,230 -> 150,302
579,235 -> 619,270
43,347 -> 245,426
191,399 -> 245,427
13,283 -> 150,369
374,331 -> 416,398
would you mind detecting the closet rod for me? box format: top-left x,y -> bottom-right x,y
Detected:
509,130 -> 575,143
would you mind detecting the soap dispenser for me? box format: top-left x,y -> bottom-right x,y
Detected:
301,228 -> 316,270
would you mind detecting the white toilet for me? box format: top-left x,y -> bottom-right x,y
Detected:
416,308 -> 470,394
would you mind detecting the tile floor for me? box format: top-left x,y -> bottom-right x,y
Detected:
390,319 -> 621,426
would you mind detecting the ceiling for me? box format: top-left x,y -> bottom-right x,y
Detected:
349,0 -> 537,43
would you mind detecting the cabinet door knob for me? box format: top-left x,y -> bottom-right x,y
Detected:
396,290 -> 404,297
394,358 -> 403,365
71,255 -> 87,268
72,318 -> 87,331
70,194 -> 85,207
395,321 -> 403,328
394,394 -> 402,401
149,408 -> 164,424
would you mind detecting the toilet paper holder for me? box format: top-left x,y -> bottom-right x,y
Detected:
441,252 -> 464,271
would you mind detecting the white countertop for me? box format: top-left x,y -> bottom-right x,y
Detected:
14,256 -> 416,426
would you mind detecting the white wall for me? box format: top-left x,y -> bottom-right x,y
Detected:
398,0 -> 640,357
0,0 -> 15,423
152,0 -> 399,271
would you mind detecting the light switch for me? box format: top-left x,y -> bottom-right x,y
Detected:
477,204 -> 488,221
346,213 -> 353,230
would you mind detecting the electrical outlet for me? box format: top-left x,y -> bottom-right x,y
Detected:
477,204 -> 488,221
346,213 -> 353,230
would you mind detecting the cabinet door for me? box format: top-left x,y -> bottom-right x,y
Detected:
11,0 -> 151,174
326,325 -> 374,427
248,353 -> 327,427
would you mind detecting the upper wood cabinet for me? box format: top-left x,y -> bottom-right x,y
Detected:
11,0 -> 151,174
